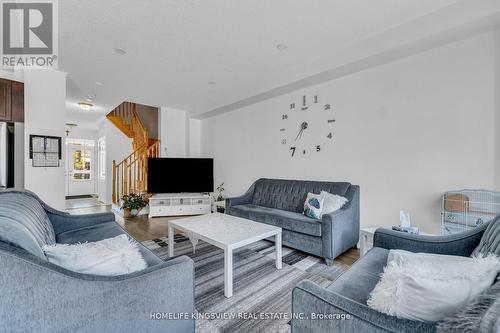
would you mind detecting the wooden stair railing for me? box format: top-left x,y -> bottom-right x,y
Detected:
107,102 -> 160,204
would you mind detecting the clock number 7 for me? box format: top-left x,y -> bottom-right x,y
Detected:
290,147 -> 296,157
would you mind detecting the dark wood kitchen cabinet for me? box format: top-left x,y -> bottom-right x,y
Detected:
0,78 -> 24,122
0,79 -> 12,121
11,81 -> 24,122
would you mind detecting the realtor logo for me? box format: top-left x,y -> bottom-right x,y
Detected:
1,0 -> 58,68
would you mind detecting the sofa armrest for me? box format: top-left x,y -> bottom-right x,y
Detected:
321,185 -> 360,259
373,223 -> 487,257
0,244 -> 195,333
226,182 -> 256,211
292,280 -> 433,333
48,211 -> 117,235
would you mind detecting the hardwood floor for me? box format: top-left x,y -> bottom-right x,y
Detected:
335,247 -> 360,267
65,198 -> 360,266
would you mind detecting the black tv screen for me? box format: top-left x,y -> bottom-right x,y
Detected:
147,158 -> 214,193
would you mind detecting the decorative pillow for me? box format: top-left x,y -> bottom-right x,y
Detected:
320,191 -> 348,218
303,192 -> 323,219
42,234 -> 147,276
367,249 -> 500,322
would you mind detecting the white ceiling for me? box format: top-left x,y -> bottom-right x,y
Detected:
61,0 -> 500,128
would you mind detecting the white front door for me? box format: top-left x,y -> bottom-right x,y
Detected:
66,144 -> 95,196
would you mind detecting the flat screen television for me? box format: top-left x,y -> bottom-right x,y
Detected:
147,158 -> 214,193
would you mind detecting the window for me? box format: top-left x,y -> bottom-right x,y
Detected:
72,149 -> 92,180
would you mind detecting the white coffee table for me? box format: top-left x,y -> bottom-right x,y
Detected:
168,213 -> 282,298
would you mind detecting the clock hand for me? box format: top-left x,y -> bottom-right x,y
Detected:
295,122 -> 308,141
295,128 -> 303,141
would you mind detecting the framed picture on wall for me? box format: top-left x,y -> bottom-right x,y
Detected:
29,135 -> 62,167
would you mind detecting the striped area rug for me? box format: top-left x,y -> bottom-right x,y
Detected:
142,235 -> 347,333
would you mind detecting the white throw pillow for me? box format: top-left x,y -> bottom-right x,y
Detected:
303,192 -> 324,219
367,249 -> 500,322
320,191 -> 348,218
42,234 -> 147,276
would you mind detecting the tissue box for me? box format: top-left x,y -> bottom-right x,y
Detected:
392,226 -> 420,234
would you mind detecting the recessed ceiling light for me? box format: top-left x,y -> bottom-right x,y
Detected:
208,81 -> 216,85
78,102 -> 93,111
276,43 -> 288,51
114,48 -> 126,55
95,81 -> 103,86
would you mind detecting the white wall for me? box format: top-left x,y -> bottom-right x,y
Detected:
202,31 -> 499,234
189,118 -> 202,157
159,107 -> 188,157
97,119 -> 132,203
495,32 -> 500,191
67,127 -> 98,141
24,69 -> 67,210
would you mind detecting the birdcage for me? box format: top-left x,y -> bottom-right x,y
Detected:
441,190 -> 500,235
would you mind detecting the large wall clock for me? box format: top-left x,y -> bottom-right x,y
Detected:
280,94 -> 335,157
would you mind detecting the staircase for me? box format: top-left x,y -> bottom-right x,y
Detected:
107,102 -> 160,205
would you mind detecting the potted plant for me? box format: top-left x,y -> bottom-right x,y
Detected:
121,193 -> 149,217
214,183 -> 225,213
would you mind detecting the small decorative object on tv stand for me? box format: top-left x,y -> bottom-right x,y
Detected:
149,193 -> 211,218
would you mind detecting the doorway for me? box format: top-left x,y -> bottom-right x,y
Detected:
65,139 -> 96,197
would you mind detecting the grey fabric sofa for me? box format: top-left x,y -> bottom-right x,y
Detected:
226,178 -> 360,263
0,189 -> 195,333
291,216 -> 500,333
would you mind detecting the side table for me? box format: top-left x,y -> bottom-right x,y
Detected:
360,227 -> 435,257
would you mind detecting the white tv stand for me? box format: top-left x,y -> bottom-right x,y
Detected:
149,193 -> 212,218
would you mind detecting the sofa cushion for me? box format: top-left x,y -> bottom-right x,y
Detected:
230,204 -> 322,237
437,280 -> 500,332
0,192 -> 56,259
56,222 -> 162,266
471,215 -> 500,257
327,247 -> 388,304
251,178 -> 351,213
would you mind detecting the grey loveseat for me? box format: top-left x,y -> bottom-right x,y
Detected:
226,178 -> 360,263
0,189 -> 195,333
291,216 -> 500,333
